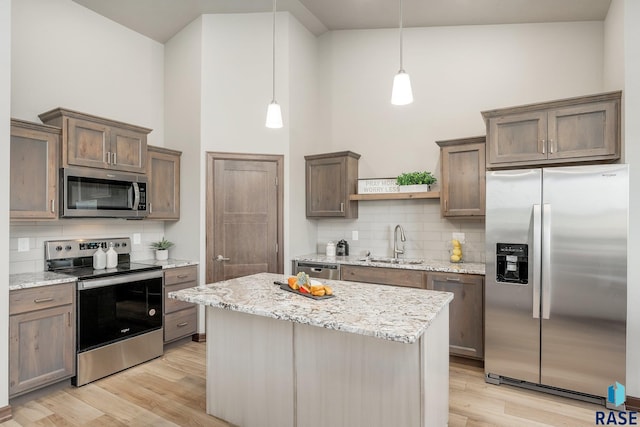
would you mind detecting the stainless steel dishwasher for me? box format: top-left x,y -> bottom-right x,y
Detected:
293,261 -> 340,280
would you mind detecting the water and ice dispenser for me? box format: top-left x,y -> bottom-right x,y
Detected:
496,243 -> 528,284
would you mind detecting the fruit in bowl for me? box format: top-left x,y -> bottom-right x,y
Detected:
287,273 -> 333,296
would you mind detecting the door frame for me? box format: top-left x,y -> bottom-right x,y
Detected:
205,152 -> 284,284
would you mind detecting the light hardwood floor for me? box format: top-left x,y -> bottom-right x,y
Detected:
2,341 -> 601,426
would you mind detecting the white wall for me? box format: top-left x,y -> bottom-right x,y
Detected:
0,0 -> 10,411
11,0 -> 165,143
622,0 -> 640,397
321,22 -> 605,179
9,0 -> 168,274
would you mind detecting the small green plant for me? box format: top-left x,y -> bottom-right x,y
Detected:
150,237 -> 174,250
396,171 -> 437,186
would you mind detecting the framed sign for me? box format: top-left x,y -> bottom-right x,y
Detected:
357,178 -> 399,194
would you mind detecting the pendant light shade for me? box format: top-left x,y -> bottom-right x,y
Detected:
391,0 -> 413,106
265,0 -> 283,128
266,101 -> 283,128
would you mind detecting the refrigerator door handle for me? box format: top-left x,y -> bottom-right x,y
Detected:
542,203 -> 552,319
533,204 -> 541,319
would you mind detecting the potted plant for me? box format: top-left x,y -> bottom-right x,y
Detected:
396,171 -> 437,193
150,237 -> 174,260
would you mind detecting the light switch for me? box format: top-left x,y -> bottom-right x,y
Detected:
133,233 -> 141,245
18,238 -> 30,252
352,230 -> 359,241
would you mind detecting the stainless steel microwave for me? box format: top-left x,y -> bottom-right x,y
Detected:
61,167 -> 148,218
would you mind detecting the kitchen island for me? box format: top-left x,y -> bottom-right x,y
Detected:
170,272 -> 453,427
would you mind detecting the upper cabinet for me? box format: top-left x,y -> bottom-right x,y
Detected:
10,119 -> 60,220
482,91 -> 621,169
437,136 -> 486,218
305,151 -> 360,219
147,145 -> 181,220
39,108 -> 151,174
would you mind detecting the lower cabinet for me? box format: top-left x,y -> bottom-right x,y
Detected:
9,283 -> 75,397
164,265 -> 198,343
425,272 -> 484,359
340,265 -> 425,289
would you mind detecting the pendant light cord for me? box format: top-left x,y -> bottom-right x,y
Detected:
272,0 -> 277,101
399,0 -> 404,71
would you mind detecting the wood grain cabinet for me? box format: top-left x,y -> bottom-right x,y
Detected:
164,266 -> 198,343
39,107 -> 151,174
10,119 -> 60,220
305,151 -> 360,218
9,283 -> 75,397
147,146 -> 181,220
340,265 -> 425,289
482,91 -> 621,169
436,136 -> 485,218
425,272 -> 484,359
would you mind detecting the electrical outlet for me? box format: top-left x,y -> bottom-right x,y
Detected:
452,232 -> 465,244
133,233 -> 141,245
18,238 -> 30,252
352,230 -> 359,241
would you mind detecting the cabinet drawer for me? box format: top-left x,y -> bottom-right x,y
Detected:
10,283 -> 74,315
164,266 -> 197,286
341,265 -> 425,289
165,281 -> 197,314
164,307 -> 197,342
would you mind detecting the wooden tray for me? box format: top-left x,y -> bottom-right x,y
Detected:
274,281 -> 335,300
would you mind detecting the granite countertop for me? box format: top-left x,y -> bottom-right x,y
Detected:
293,254 -> 485,275
9,271 -> 78,291
169,272 -> 453,344
136,258 -> 199,269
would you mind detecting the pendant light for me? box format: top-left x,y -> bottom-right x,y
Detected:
391,0 -> 413,106
265,0 -> 283,128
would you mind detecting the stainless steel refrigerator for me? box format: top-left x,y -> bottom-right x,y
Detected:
485,164 -> 628,405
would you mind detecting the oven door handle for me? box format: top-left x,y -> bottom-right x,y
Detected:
78,270 -> 163,290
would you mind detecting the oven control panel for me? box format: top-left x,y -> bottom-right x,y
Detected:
45,237 -> 131,260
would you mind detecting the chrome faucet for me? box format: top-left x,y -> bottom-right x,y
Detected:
393,224 -> 406,260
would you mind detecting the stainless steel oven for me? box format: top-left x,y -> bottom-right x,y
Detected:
46,238 -> 163,386
61,167 -> 148,218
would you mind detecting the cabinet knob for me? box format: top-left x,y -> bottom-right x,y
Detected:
540,140 -> 546,154
548,139 -> 554,154
340,202 -> 344,213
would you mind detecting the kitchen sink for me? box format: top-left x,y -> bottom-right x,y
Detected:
360,257 -> 424,265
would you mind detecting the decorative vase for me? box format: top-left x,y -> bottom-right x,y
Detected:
398,184 -> 430,193
155,249 -> 169,261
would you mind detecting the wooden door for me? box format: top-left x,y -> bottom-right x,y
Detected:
438,137 -> 486,218
65,117 -> 110,169
147,146 -> 181,220
110,127 -> 147,173
305,156 -> 347,217
10,120 -> 59,220
547,101 -> 618,161
486,111 -> 547,167
207,153 -> 284,283
426,272 -> 484,359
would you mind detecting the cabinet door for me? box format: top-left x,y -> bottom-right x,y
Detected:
10,123 -> 59,219
65,117 -> 111,169
426,272 -> 484,359
110,127 -> 147,173
486,111 -> 547,167
306,156 -> 348,217
9,304 -> 75,397
341,265 -> 425,289
148,147 -> 181,219
547,100 -> 619,161
440,141 -> 485,217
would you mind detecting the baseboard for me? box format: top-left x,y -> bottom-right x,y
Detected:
0,405 -> 12,422
192,333 -> 206,343
626,395 -> 640,411
449,355 -> 484,369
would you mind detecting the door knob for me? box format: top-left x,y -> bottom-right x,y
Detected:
216,255 -> 230,262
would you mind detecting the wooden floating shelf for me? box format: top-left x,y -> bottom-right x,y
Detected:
349,191 -> 440,201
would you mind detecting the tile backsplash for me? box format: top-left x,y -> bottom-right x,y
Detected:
9,219 -> 167,274
315,199 -> 486,263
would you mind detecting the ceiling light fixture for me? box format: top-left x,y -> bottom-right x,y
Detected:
391,0 -> 413,106
265,0 -> 283,128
